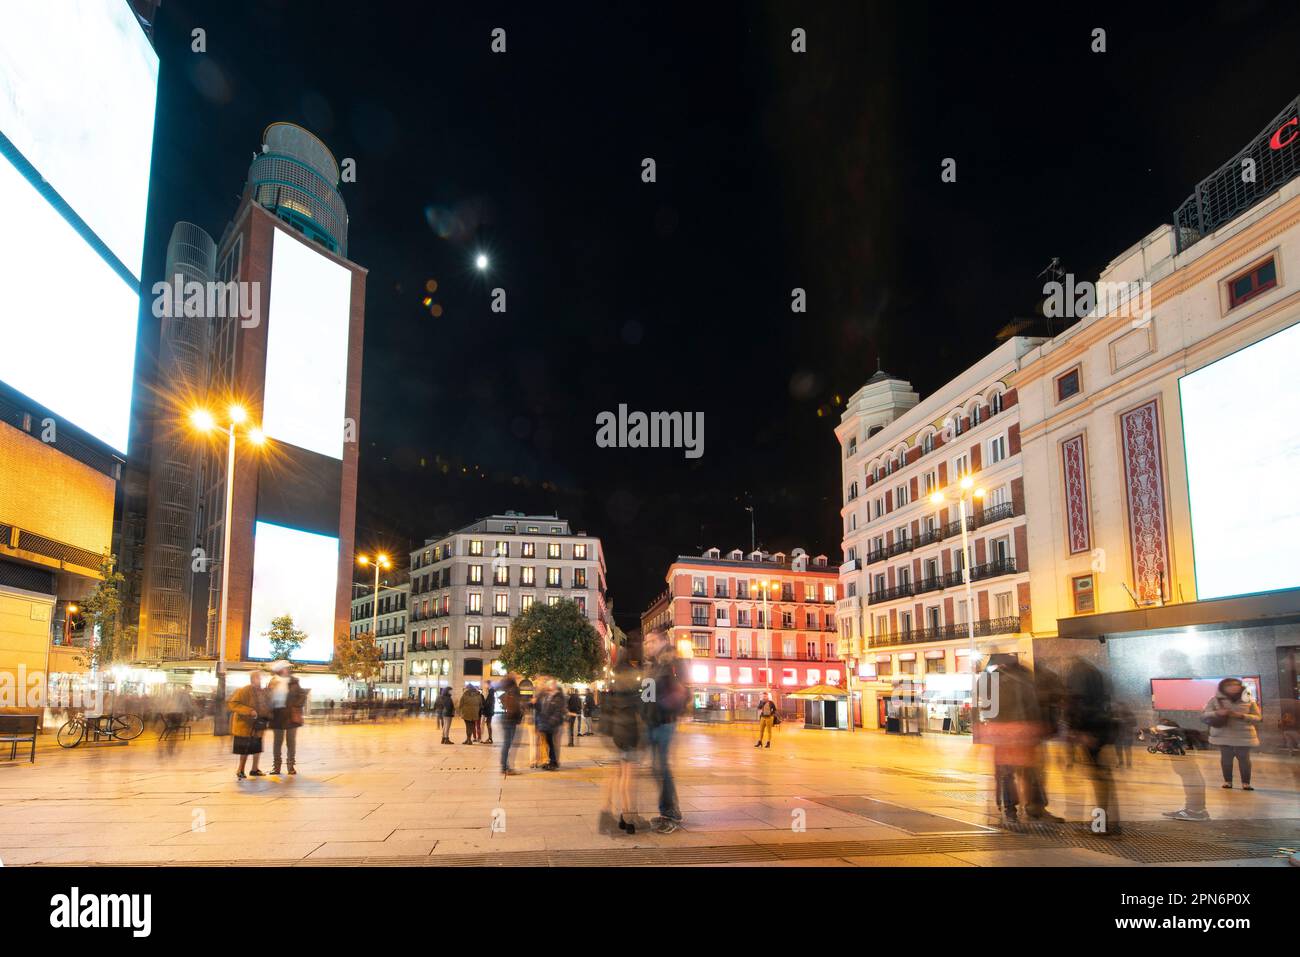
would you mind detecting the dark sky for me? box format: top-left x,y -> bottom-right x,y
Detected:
137,0 -> 1300,629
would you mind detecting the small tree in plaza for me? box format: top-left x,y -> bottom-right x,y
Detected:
264,613 -> 307,661
331,630 -> 383,696
501,599 -> 605,683
78,554 -> 137,672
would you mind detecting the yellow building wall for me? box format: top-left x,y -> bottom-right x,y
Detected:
0,420 -> 115,564
0,587 -> 54,694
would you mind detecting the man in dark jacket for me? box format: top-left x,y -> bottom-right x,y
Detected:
498,674 -> 523,774
642,628 -> 687,832
567,689 -> 583,745
1064,658 -> 1121,833
537,679 -> 567,769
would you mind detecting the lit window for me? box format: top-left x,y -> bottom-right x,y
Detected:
782,668 -> 797,686
573,543 -> 587,559
547,542 -> 562,558
469,540 -> 484,556
738,667 -> 753,684
715,666 -> 731,683
691,664 -> 710,683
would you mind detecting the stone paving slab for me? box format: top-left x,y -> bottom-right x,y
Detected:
2,717 -> 1297,867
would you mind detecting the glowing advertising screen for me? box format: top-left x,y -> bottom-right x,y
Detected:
1180,321 -> 1300,600
0,1 -> 159,278
0,159 -> 140,452
262,228 -> 352,459
247,521 -> 339,663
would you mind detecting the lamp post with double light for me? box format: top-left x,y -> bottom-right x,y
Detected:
756,578 -> 778,700
190,404 -> 266,735
931,475 -> 984,694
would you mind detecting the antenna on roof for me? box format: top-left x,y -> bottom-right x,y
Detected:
1036,257 -> 1065,337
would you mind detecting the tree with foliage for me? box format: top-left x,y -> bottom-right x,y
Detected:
330,630 -> 383,695
78,554 -> 137,671
501,599 -> 605,683
264,613 -> 307,661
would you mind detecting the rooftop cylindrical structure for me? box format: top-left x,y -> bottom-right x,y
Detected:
246,122 -> 349,256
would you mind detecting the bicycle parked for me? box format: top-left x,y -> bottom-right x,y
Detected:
56,711 -> 145,748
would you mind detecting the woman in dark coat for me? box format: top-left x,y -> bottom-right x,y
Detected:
598,652 -> 643,834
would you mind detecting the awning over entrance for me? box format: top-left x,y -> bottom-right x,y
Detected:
1056,587 -> 1300,640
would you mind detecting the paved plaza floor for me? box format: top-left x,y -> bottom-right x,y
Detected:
0,716 -> 1296,866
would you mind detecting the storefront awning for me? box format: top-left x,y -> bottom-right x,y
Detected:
1056,587 -> 1300,640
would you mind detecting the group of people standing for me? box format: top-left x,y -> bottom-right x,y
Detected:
227,660 -> 308,780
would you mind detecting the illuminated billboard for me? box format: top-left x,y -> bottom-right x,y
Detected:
0,1 -> 158,278
262,228 -> 352,460
1180,321 -> 1300,600
247,521 -> 339,663
0,159 -> 141,452
0,1 -> 158,454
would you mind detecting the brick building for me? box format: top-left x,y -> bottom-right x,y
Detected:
642,547 -> 843,724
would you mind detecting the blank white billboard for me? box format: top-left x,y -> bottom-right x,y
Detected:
0,1 -> 159,279
0,159 -> 139,452
247,521 -> 339,663
1180,321 -> 1300,600
262,228 -> 352,460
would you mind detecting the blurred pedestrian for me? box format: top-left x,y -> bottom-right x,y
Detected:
982,658 -> 1057,824
567,687 -> 583,746
498,673 -> 523,775
268,660 -> 307,775
458,683 -> 483,744
434,687 -> 454,744
755,693 -> 778,748
598,650 -> 642,834
1281,699 -> 1300,755
482,682 -> 497,744
1064,658 -> 1121,833
1202,677 -> 1262,790
537,678 -> 566,770
642,628 -> 687,832
1113,701 -> 1137,769
228,671 -> 270,780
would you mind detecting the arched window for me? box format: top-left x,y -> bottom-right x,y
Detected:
971,404 -> 982,426
991,391 -> 1004,415
952,414 -> 963,437
922,432 -> 934,454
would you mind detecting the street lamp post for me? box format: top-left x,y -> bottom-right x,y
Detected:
191,405 -> 265,735
356,552 -> 391,701
931,476 -> 984,717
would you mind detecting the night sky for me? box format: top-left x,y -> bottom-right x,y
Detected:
136,1 -> 1300,629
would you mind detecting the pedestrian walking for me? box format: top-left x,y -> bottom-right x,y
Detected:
598,650 -> 642,834
434,687 -> 454,743
1064,658 -> 1121,833
458,683 -> 483,743
642,628 -> 687,832
1202,677 -> 1262,790
498,674 -> 523,774
482,683 -> 497,744
268,660 -> 307,775
228,671 -> 271,780
537,678 -> 566,770
982,658 -> 1059,824
581,690 -> 596,736
755,693 -> 778,748
567,687 -> 582,746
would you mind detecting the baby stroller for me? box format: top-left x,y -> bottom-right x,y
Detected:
1143,721 -> 1188,755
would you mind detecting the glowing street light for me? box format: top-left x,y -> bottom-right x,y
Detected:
189,403 -> 268,735
357,552 -> 393,650
474,252 -> 489,271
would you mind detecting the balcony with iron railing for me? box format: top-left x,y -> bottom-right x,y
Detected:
870,616 -> 1022,647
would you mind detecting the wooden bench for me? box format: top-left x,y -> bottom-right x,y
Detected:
0,714 -> 38,763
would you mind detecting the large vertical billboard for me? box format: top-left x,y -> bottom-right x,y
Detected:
1180,321 -> 1300,600
247,521 -> 340,662
262,228 -> 352,460
0,1 -> 158,453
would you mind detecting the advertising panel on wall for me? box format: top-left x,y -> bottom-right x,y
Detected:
0,1 -> 158,279
1180,321 -> 1300,601
262,227 -> 352,461
0,1 -> 159,455
247,521 -> 340,663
